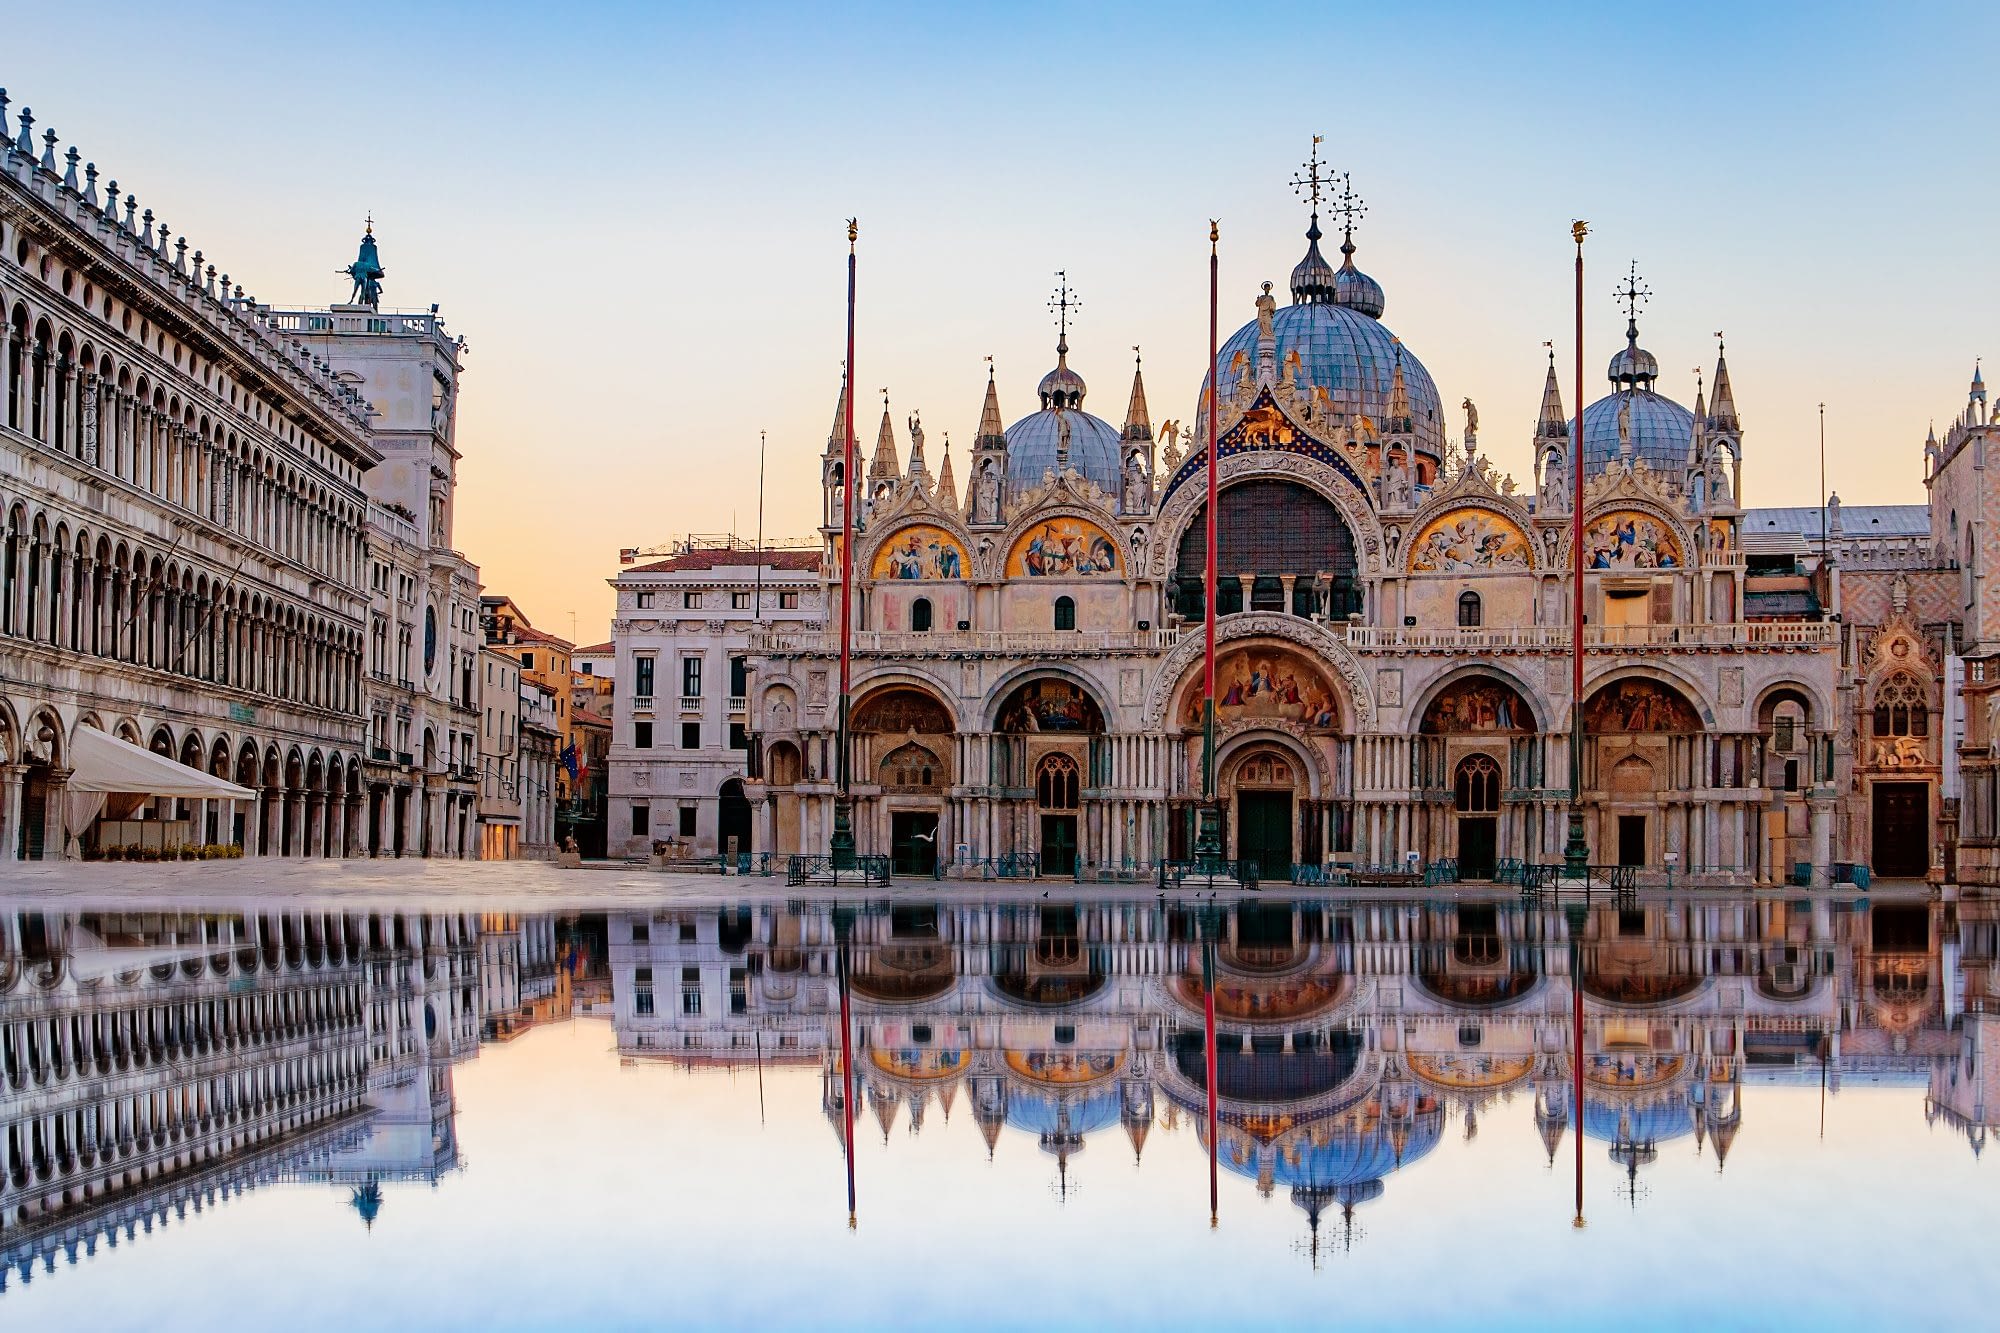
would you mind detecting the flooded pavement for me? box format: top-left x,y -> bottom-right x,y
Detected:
1,888 -> 1995,1329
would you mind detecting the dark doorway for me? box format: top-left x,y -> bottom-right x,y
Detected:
1237,790 -> 1293,879
1871,782 -> 1929,878
1617,815 -> 1646,867
891,810 -> 938,876
17,774 -> 46,860
1039,813 -> 1077,877
718,779 -> 753,863
1458,817 -> 1498,880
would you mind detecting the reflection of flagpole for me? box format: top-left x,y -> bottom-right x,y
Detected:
1203,925 -> 1220,1226
756,1026 -> 766,1125
1568,902 -> 1587,1228
837,919 -> 857,1228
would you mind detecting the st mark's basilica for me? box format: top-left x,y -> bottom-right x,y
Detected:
737,158 -> 1995,887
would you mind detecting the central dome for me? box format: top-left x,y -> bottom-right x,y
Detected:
1207,213 -> 1444,458
1209,304 -> 1445,458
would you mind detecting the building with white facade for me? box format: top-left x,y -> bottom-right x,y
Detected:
519,677 -> 559,855
608,540 -> 821,859
0,95 -> 382,859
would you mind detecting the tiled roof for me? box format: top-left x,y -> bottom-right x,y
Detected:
1744,505 -> 1929,540
624,548 -> 821,575
573,641 -> 614,655
574,707 -> 613,729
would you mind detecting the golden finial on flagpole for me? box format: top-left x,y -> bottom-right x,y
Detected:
1572,219 -> 1589,247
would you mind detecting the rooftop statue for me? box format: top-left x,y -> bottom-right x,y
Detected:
342,218 -> 386,308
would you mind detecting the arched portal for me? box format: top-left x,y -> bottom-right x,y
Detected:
1418,673 -> 1538,877
851,683 -> 954,874
1583,676 -> 1703,869
995,676 -> 1104,876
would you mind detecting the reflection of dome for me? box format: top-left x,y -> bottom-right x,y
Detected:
1006,342 -> 1122,495
1006,1088 -> 1124,1145
1581,1094 -> 1694,1145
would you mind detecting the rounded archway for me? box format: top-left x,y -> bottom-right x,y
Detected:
851,683 -> 954,875
717,777 -> 752,862
1582,675 -> 1703,871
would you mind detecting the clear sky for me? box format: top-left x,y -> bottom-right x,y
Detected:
15,1 -> 1998,638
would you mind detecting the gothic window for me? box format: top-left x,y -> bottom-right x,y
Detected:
1036,753 -> 1080,810
910,597 -> 932,633
1453,754 -> 1501,813
1053,596 -> 1076,631
1872,673 -> 1928,737
1457,591 -> 1482,627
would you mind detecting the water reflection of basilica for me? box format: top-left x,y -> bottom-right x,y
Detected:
0,906 -> 562,1290
609,895 -> 2000,1224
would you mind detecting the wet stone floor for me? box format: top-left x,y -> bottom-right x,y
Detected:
1,881 -> 1995,1330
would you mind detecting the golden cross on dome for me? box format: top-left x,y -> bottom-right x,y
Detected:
1615,261 -> 1651,325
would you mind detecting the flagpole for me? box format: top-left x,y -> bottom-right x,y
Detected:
1563,221 -> 1591,879
831,220 -> 858,869
1195,220 -> 1224,873
755,428 -> 767,622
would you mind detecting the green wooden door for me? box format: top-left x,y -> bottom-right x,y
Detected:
1237,791 -> 1293,879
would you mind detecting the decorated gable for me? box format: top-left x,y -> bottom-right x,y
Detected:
1409,509 -> 1531,572
872,525 -> 967,580
1007,518 -> 1120,577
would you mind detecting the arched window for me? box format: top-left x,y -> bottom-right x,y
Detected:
1873,673 -> 1928,737
1457,591 -> 1482,628
1036,753 -> 1080,810
1053,596 -> 1076,631
1453,754 -> 1501,813
910,597 -> 932,633
880,742 -> 942,791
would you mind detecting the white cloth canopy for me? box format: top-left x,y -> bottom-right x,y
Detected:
66,726 -> 254,799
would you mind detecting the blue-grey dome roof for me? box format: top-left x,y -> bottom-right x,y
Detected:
1258,1115 -> 1444,1191
1006,1089 -> 1124,1140
1005,406 -> 1123,494
1208,301 -> 1445,457
1577,389 -> 1696,475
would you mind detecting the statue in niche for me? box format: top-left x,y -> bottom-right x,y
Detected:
1383,452 -> 1412,508
975,458 -> 1002,521
1130,527 -> 1148,572
1710,449 -> 1734,507
1542,449 -> 1568,510
1122,449 -> 1149,514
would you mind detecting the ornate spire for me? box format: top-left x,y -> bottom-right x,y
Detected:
1689,368 -> 1708,466
824,374 -> 848,457
1537,342 -> 1567,439
869,392 -> 899,479
1123,346 -> 1152,441
976,358 -> 1007,449
935,432 -> 958,511
1388,340 -> 1410,427
1708,332 -> 1739,430
1288,136 -> 1339,305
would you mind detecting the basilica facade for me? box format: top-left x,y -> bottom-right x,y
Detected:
747,187 -> 1865,885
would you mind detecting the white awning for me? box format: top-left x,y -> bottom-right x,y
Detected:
67,726 -> 254,799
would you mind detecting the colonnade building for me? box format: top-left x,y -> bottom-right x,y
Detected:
748,166 -> 1868,884
0,86 -> 485,859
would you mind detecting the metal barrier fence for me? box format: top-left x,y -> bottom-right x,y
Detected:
947,853 -> 1043,880
785,854 -> 892,887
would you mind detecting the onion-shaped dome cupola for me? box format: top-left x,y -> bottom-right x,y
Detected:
1575,263 -> 1699,475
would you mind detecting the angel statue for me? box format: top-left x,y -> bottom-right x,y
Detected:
1461,397 -> 1479,445
1159,418 -> 1181,454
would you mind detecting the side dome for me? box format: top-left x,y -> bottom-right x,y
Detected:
1005,342 -> 1122,494
1578,390 -> 1695,475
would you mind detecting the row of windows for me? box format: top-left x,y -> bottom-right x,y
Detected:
630,656 -> 748,698
634,589 -> 801,611
631,720 -> 748,751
